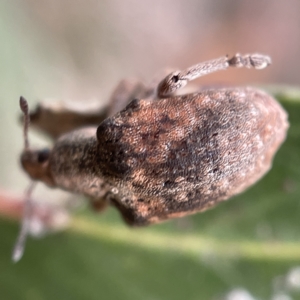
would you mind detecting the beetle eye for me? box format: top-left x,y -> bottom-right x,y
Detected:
37,149 -> 50,163
172,75 -> 180,83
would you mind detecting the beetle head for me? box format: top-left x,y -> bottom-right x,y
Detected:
19,97 -> 54,186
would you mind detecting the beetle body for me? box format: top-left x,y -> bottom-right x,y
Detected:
35,87 -> 287,225
20,53 -> 288,226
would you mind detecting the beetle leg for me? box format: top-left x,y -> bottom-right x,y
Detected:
25,80 -> 150,139
157,53 -> 271,98
28,100 -> 109,139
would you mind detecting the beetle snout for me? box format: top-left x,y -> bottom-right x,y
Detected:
20,148 -> 55,186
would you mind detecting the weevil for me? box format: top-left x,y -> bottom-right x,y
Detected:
14,53 -> 288,261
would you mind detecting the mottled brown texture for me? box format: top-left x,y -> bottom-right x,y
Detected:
95,87 -> 288,224
19,53 -> 288,226
50,127 -> 112,201
25,88 -> 288,225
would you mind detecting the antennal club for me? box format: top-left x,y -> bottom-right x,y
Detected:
19,96 -> 30,150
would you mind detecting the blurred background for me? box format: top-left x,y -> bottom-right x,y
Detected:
1,1 -> 300,299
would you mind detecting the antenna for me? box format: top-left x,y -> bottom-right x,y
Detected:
19,96 -> 30,150
12,181 -> 37,262
12,97 -> 35,262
